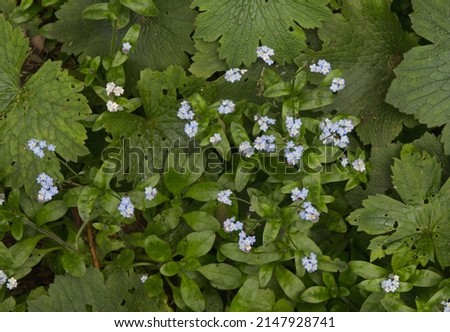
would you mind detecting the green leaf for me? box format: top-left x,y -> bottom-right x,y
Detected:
349,261 -> 389,279
300,286 -> 331,303
220,243 -> 285,265
183,231 -> 215,258
164,152 -> 205,195
229,277 -> 275,311
143,274 -> 164,297
0,19 -> 91,191
275,264 -> 305,301
49,0 -> 196,80
192,0 -> 331,66
387,0 -> 450,153
77,186 -> 101,223
392,145 -> 441,204
144,235 -> 172,262
197,263 -> 242,290
9,235 -> 43,269
82,3 -> 116,20
381,297 -> 415,312
180,273 -> 205,312
120,0 -> 159,17
27,267 -> 170,311
189,39 -> 227,78
184,182 -> 222,201
160,261 -> 180,277
61,251 -> 86,277
36,200 -> 68,225
182,211 -> 220,232
408,270 -> 442,287
298,0 -> 417,146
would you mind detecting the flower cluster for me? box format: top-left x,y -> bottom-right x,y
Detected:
223,217 -> 243,233
224,68 -> 247,83
255,115 -> 276,132
299,201 -> 320,223
441,300 -> 450,312
239,141 -> 255,158
217,189 -> 233,205
253,135 -> 276,153
27,139 -> 55,158
218,100 -> 235,115
209,133 -> 222,144
256,45 -> 275,65
351,159 -> 366,172
238,231 -> 256,253
0,270 -> 18,290
291,187 -> 308,202
330,77 -> 346,92
118,196 -> 134,218
105,82 -> 124,113
302,253 -> 318,273
36,173 -> 58,203
284,141 -> 304,166
177,100 -> 195,120
319,118 -> 354,149
122,41 -> 132,54
286,117 -> 302,137
145,186 -> 157,201
309,59 -> 331,75
184,121 -> 199,139
381,274 -> 400,293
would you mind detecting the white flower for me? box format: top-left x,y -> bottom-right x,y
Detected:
256,45 -> 275,65
286,117 -> 302,137
291,187 -> 308,202
224,68 -> 247,83
140,274 -> 148,283
238,231 -> 256,253
223,217 -> 243,233
302,252 -> 318,273
144,186 -> 157,201
218,100 -> 235,114
177,100 -> 194,120
36,173 -> 58,203
0,270 -> 7,285
122,42 -> 132,54
255,115 -> 276,132
106,100 -> 123,112
6,277 -> 18,290
381,274 -> 400,293
352,159 -> 366,172
28,138 -> 55,158
330,77 -> 346,92
209,133 -> 222,144
284,142 -> 304,166
253,135 -> 276,153
340,156 -> 349,167
239,141 -> 255,158
0,198 -> 4,206
118,196 -> 134,218
299,201 -> 320,223
441,300 -> 450,312
184,120 -> 199,138
217,189 -> 233,205
309,59 -> 331,75
106,82 -> 116,95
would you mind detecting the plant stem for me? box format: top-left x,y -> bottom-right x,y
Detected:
57,155 -> 79,177
110,19 -> 118,57
86,223 -> 101,269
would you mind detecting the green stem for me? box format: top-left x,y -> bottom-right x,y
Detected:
57,155 -> 79,178
110,19 -> 119,57
231,197 -> 251,205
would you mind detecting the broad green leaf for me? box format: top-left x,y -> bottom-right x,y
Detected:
145,207 -> 182,236
82,3 -> 116,20
387,0 -> 450,153
197,263 -> 242,290
36,200 -> 68,225
275,264 -> 305,301
189,39 -> 227,78
229,277 -> 275,312
143,274 -> 164,297
182,231 -> 215,258
61,251 -> 86,277
262,219 -> 281,245
180,273 -> 205,312
192,0 -> 331,66
220,243 -> 285,265
120,0 -> 159,17
391,145 -> 441,203
144,235 -> 172,262
164,152 -> 205,196
381,297 -> 415,312
298,0 -> 417,146
258,264 -> 274,288
408,270 -> 442,287
160,262 -> 180,277
48,0 -> 196,81
27,267 -> 170,311
182,211 -> 220,232
9,235 -> 43,269
0,18 -> 91,192
77,186 -> 101,223
348,261 -> 389,279
184,182 -> 222,201
300,286 -> 331,303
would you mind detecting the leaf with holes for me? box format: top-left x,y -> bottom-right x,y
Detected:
0,16 -> 90,192
192,0 -> 331,67
386,0 -> 450,153
297,0 -> 417,146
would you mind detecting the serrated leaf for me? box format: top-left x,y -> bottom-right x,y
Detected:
48,0 -> 196,81
298,0 -> 417,146
189,39 -> 227,78
0,18 -> 91,191
27,267 -> 170,311
192,0 -> 331,67
387,0 -> 450,153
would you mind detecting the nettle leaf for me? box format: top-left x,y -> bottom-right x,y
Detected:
348,145 -> 450,268
93,66 -> 204,179
192,0 -> 331,67
298,0 -> 417,146
0,16 -> 90,191
48,0 -> 196,79
27,267 -> 170,311
386,0 -> 450,153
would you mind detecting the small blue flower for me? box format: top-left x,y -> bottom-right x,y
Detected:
217,189 -> 233,205
253,135 -> 276,153
238,231 -> 256,253
330,77 -> 345,92
223,217 -> 243,233
255,115 -> 276,132
256,45 -> 275,65
144,186 -> 157,201
184,120 -> 199,138
302,252 -> 318,273
291,187 -> 308,202
218,100 -> 235,114
309,59 -> 331,75
285,117 -> 302,137
118,196 -> 134,218
224,68 -> 247,83
177,100 -> 195,120
299,201 -> 320,223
